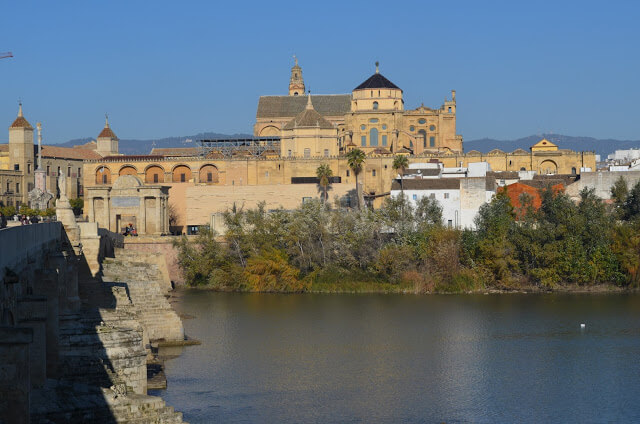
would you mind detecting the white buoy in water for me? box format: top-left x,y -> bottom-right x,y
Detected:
580,323 -> 586,329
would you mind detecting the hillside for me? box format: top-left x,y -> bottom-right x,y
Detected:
465,134 -> 640,158
57,132 -> 253,156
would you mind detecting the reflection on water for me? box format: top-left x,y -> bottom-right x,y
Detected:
151,292 -> 640,423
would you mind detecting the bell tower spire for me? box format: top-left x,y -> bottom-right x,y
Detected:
288,55 -> 305,96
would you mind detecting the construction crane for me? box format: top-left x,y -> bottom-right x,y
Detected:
0,52 -> 13,59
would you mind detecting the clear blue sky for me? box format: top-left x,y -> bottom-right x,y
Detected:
1,0 -> 639,144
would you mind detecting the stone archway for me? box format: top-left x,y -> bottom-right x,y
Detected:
199,164 -> 219,184
172,165 -> 192,183
259,125 -> 280,137
539,160 -> 558,175
119,165 -> 137,176
145,165 -> 165,183
95,166 -> 112,184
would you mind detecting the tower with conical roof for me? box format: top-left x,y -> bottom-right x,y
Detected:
288,55 -> 305,96
9,103 -> 35,198
96,114 -> 119,156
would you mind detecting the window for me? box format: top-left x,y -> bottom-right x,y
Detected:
448,219 -> 453,228
370,128 -> 379,147
419,130 -> 427,148
382,124 -> 387,130
448,107 -> 452,113
373,101 -> 379,110
207,172 -> 213,182
430,136 -> 435,147
444,193 -> 449,199
16,183 -> 20,193
102,174 -> 107,184
361,135 -> 366,146
302,197 -> 312,204
77,167 -> 81,178
413,194 -> 417,200
67,166 -> 71,177
265,171 -> 269,178
47,165 -> 50,175
28,183 -> 33,192
13,164 -> 19,171
304,148 -> 311,158
382,135 -> 387,146
384,165 -> 387,169
429,193 -> 435,199
6,182 -> 9,192
27,164 -> 31,173
571,167 -> 577,175
418,118 -> 426,124
57,166 -> 60,176
372,169 -> 376,176
361,125 -> 366,130
520,167 -> 526,171
409,126 -> 415,132
288,150 -> 292,157
180,173 -> 186,182
153,174 -> 158,183
324,149 -> 329,157
346,170 -> 350,177
429,125 -> 436,131
369,118 -> 379,123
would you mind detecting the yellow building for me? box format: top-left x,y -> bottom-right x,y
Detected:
255,61 -> 462,156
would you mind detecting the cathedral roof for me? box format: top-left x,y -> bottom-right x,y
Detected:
257,95 -> 351,119
283,96 -> 334,130
354,73 -> 400,91
98,116 -> 118,139
39,145 -> 102,160
10,104 -> 33,129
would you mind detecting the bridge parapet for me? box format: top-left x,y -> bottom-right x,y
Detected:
0,223 -> 62,280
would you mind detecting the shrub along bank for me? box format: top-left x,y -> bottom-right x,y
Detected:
174,180 -> 640,293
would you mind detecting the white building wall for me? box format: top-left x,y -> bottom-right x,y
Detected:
392,188 -> 461,228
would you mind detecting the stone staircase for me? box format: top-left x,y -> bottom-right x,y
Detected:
100,249 -> 184,344
31,380 -> 184,423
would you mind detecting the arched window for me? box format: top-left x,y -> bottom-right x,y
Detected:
373,101 -> 379,110
304,148 -> 311,158
419,130 -> 427,148
119,165 -> 137,176
96,167 -> 111,185
370,128 -> 379,147
520,167 -> 526,171
571,167 -> 577,175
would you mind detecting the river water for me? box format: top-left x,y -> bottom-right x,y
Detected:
151,291 -> 640,423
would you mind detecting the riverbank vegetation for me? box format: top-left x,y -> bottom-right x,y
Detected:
174,177 -> 640,293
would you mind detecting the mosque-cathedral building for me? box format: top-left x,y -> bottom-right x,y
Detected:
1,60 -> 595,233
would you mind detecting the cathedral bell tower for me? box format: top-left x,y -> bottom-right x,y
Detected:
288,55 -> 305,96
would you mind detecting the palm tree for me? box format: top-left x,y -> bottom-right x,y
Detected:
316,164 -> 333,203
392,155 -> 409,196
346,148 -> 366,209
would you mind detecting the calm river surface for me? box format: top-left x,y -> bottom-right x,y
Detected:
151,291 -> 640,423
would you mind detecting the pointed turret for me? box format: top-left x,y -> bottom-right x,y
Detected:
96,114 -> 119,156
289,55 -> 305,96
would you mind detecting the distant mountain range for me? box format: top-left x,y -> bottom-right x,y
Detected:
465,134 -> 640,159
57,132 -> 640,159
57,132 -> 253,156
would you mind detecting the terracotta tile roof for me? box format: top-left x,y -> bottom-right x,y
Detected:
257,95 -> 351,119
40,145 -> 102,160
283,107 -> 334,130
98,127 -> 118,139
99,155 -> 163,161
150,147 -> 199,157
10,116 -> 33,129
369,147 -> 392,155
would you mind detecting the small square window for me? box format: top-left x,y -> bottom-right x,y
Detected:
412,194 -> 417,200
444,193 -> 449,199
372,169 -> 376,176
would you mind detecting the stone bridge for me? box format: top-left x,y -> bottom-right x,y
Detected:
0,222 -> 186,424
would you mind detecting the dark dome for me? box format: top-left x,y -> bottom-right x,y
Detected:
354,73 -> 400,91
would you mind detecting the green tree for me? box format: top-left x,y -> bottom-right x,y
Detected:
69,198 -> 84,216
622,180 -> 640,221
392,155 -> 409,195
346,148 -> 366,209
315,164 -> 333,203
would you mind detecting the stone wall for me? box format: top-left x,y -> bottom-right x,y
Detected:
123,236 -> 185,285
0,223 -> 186,423
566,171 -> 640,201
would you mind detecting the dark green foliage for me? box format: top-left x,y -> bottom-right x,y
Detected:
69,198 -> 84,216
174,183 -> 639,292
